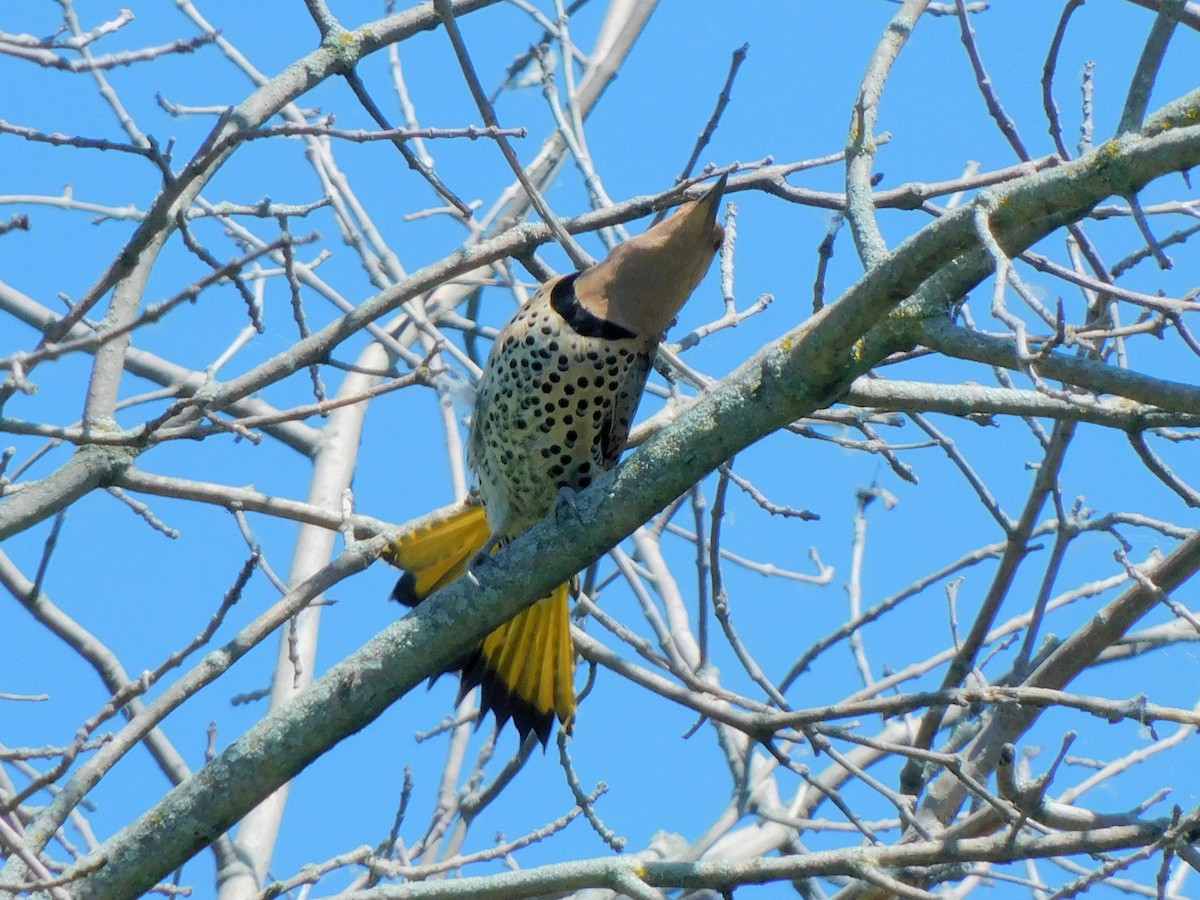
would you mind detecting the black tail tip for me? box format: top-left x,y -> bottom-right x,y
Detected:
461,651 -> 556,747
390,573 -> 422,608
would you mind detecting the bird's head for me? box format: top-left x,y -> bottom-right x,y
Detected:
574,174 -> 727,337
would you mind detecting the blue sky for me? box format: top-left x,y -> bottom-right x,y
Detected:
3,1 -> 1199,896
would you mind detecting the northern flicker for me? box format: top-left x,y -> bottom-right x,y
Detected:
385,175 -> 727,743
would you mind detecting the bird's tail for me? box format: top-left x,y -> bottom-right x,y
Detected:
463,583 -> 575,744
383,504 -> 576,744
383,503 -> 491,605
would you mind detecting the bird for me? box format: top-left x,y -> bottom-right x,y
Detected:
384,175 -> 727,744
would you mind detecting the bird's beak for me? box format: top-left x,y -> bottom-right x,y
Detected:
698,173 -> 729,222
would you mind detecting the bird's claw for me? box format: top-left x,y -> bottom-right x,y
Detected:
553,485 -> 583,526
466,535 -> 503,588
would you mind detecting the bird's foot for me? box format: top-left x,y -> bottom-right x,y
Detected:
466,535 -> 504,587
553,485 -> 583,526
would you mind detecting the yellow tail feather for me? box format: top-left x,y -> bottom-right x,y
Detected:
479,583 -> 576,743
383,504 -> 490,605
382,505 -> 576,743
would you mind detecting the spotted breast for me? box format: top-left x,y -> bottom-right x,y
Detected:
468,272 -> 654,539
